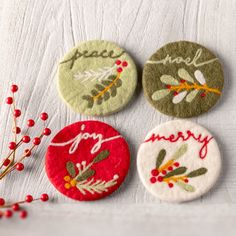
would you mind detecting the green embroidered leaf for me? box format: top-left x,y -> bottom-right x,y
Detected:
172,144 -> 188,160
93,150 -> 110,163
178,68 -> 194,83
160,75 -> 179,85
163,167 -> 187,178
66,161 -> 76,178
176,180 -> 195,192
91,89 -> 98,96
187,167 -> 208,178
82,95 -> 94,108
95,84 -> 105,91
76,169 -> 95,181
151,89 -> 170,101
115,79 -> 122,87
96,96 -> 103,105
110,86 -> 117,97
108,75 -> 116,81
156,149 -> 166,169
102,80 -> 111,86
186,90 -> 199,103
103,91 -> 110,101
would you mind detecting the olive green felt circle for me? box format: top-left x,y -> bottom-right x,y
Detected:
57,40 -> 137,116
142,41 -> 224,118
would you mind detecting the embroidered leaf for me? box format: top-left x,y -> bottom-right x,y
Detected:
110,86 -> 117,97
96,96 -> 103,105
76,169 -> 95,181
102,80 -> 111,86
156,149 -> 166,169
108,75 -> 116,81
66,161 -> 76,178
176,180 -> 195,192
172,91 -> 187,104
95,84 -> 105,91
194,70 -> 206,85
152,89 -> 170,101
82,95 -> 94,108
91,89 -> 98,96
186,90 -> 199,103
160,75 -> 179,85
187,167 -> 207,178
115,79 -> 122,87
172,144 -> 188,160
178,68 -> 194,83
163,167 -> 187,178
93,150 -> 110,163
103,91 -> 110,101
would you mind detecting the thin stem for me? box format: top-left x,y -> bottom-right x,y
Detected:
0,198 -> 41,209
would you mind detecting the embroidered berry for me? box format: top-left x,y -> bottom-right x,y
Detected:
201,93 -> 206,97
168,183 -> 174,188
33,137 -> 41,145
117,67 -> 123,73
151,169 -> 159,176
13,126 -> 21,134
115,60 -> 121,65
6,97 -> 13,104
174,162 -> 179,167
22,135 -> 31,143
173,91 -> 178,96
5,210 -> 13,218
161,170 -> 167,175
3,158 -> 10,166
12,203 -> 20,211
40,112 -> 48,121
13,109 -> 21,118
24,149 -> 31,157
40,193 -> 49,202
168,166 -> 173,171
122,61 -> 128,67
11,84 -> 18,93
25,195 -> 33,203
8,141 -> 16,150
27,119 -> 35,127
166,85 -> 171,89
157,176 -> 163,182
20,210 -> 27,219
0,198 -> 5,206
184,179 -> 189,183
16,163 -> 24,171
180,79 -> 186,83
43,128 -> 51,136
150,177 -> 157,183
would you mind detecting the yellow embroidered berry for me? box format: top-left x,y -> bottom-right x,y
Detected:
64,176 -> 71,182
70,179 -> 77,187
64,183 -> 71,189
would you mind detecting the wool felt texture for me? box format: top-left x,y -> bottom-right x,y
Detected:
57,40 -> 137,116
137,120 -> 221,203
45,120 -> 130,201
142,41 -> 224,118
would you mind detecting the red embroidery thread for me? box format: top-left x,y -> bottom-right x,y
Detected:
144,130 -> 213,159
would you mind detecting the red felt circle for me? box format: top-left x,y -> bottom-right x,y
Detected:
45,120 -> 130,201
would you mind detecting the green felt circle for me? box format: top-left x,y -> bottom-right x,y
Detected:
143,41 -> 224,118
57,40 -> 137,116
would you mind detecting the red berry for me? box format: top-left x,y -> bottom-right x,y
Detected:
24,149 -> 31,157
115,60 -> 121,65
27,119 -> 35,127
168,166 -> 173,171
157,176 -> 163,182
5,210 -> 13,218
117,67 -> 123,73
12,203 -> 20,211
43,128 -> 51,136
22,136 -> 31,143
11,84 -> 18,93
20,210 -> 27,219
122,61 -> 128,67
6,97 -> 13,104
16,163 -> 24,171
180,79 -> 186,83
25,195 -> 33,203
168,183 -> 174,188
40,112 -> 48,121
201,93 -> 206,97
13,109 -> 21,118
151,169 -> 159,176
13,126 -> 21,134
0,198 -> 5,206
174,162 -> 179,167
8,141 -> 16,150
166,85 -> 171,89
150,177 -> 157,183
184,179 -> 189,183
3,158 -> 10,166
40,193 -> 49,202
161,170 -> 167,175
173,91 -> 178,96
33,137 -> 41,145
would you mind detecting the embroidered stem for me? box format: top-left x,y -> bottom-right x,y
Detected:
163,176 -> 186,183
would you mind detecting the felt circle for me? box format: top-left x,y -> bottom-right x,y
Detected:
45,120 -> 130,201
57,40 -> 137,116
137,120 -> 221,203
143,41 -> 224,118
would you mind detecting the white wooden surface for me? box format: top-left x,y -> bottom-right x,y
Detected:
0,0 -> 235,235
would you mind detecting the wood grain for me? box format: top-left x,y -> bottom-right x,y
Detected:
0,0 -> 235,235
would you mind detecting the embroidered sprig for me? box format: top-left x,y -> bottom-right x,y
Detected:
64,150 -> 119,195
150,144 -> 207,192
0,84 -> 51,219
151,68 -> 221,104
82,60 -> 128,108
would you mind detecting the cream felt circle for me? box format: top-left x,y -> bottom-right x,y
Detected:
137,120 -> 221,203
57,40 -> 137,116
